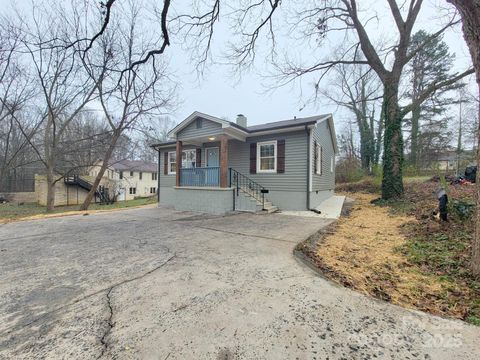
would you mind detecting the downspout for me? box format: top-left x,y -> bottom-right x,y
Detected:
305,125 -> 310,211
157,148 -> 161,203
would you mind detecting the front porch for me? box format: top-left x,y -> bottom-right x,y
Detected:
174,135 -> 230,188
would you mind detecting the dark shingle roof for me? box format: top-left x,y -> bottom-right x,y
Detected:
245,115 -> 329,132
150,114 -> 331,148
108,159 -> 157,172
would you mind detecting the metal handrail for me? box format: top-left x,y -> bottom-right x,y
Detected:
229,168 -> 266,210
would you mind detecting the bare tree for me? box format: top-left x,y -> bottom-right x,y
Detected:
323,60 -> 382,172
12,3 -> 103,211
446,0 -> 480,277
79,1 -> 177,210
233,1 -> 472,199
0,23 -> 38,185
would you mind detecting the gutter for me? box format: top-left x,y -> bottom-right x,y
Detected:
157,149 -> 161,203
305,125 -> 310,211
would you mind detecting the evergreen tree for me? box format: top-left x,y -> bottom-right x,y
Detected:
405,30 -> 463,168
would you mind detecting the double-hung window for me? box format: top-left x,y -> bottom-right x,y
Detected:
168,152 -> 176,174
168,149 -> 196,174
182,149 -> 196,169
257,140 -> 277,173
316,144 -> 322,175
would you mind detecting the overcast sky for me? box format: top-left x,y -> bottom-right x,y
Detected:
166,0 -> 474,129
1,0 -> 475,131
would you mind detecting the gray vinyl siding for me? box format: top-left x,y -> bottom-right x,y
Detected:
159,146 -> 176,188
311,120 -> 335,191
177,118 -> 223,140
228,131 -> 308,192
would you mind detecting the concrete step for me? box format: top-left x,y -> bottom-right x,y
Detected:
236,187 -> 278,213
263,205 -> 278,213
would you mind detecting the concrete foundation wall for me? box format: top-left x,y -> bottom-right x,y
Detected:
309,190 -> 334,209
159,187 -> 175,206
174,187 -> 234,215
0,192 -> 36,203
265,190 -> 306,211
234,191 -> 260,213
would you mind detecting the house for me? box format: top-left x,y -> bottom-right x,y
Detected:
87,159 -> 158,201
152,111 -> 337,215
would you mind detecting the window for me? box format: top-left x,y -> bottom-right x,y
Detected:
196,118 -> 202,129
129,187 -> 136,195
152,172 -> 157,180
150,187 -> 156,194
168,150 -> 196,174
316,144 -> 322,175
130,171 -> 134,177
331,156 -> 334,173
139,172 -> 143,180
257,141 -> 277,173
119,171 -> 123,179
168,152 -> 176,174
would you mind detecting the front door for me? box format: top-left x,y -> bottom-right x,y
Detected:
205,147 -> 219,185
206,147 -> 219,167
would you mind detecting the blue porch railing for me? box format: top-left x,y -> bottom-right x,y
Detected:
180,167 -> 220,187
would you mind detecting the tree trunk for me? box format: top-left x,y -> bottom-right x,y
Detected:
409,106 -> 421,167
374,107 -> 384,165
447,0 -> 480,276
46,158 -> 55,211
79,130 -> 121,211
381,81 -> 404,199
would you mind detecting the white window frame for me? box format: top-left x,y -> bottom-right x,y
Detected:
168,151 -> 176,175
316,144 -> 322,175
168,149 -> 196,175
257,140 -> 277,173
331,155 -> 334,173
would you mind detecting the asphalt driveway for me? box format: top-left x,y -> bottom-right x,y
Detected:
0,206 -> 479,359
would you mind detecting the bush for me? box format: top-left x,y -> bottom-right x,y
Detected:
335,158 -> 367,183
449,199 -> 475,222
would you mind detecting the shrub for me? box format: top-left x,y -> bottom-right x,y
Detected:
335,158 -> 367,183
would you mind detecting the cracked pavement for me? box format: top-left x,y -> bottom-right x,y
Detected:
0,206 -> 479,359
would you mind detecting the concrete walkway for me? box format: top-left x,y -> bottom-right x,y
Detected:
0,207 -> 479,359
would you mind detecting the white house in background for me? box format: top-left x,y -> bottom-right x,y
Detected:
88,159 -> 158,201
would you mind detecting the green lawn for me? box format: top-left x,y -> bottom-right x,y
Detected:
0,197 -> 158,220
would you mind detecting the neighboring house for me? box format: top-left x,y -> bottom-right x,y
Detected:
152,111 -> 337,215
417,150 -> 476,172
88,159 -> 158,201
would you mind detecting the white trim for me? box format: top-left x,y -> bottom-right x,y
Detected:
309,131 -> 313,192
168,149 -> 197,174
167,111 -> 231,138
205,147 -> 219,167
316,144 -> 322,175
167,151 -> 176,175
256,140 -> 277,173
331,155 -> 334,173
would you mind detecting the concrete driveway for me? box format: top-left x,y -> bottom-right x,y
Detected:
0,207 -> 479,359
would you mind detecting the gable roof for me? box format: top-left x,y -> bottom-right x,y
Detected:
108,159 -> 157,172
167,111 -> 233,138
154,112 -> 337,152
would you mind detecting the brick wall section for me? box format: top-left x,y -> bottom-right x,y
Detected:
174,187 -> 234,215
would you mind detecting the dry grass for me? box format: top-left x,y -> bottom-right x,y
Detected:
310,183 -> 479,323
317,193 -> 445,310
